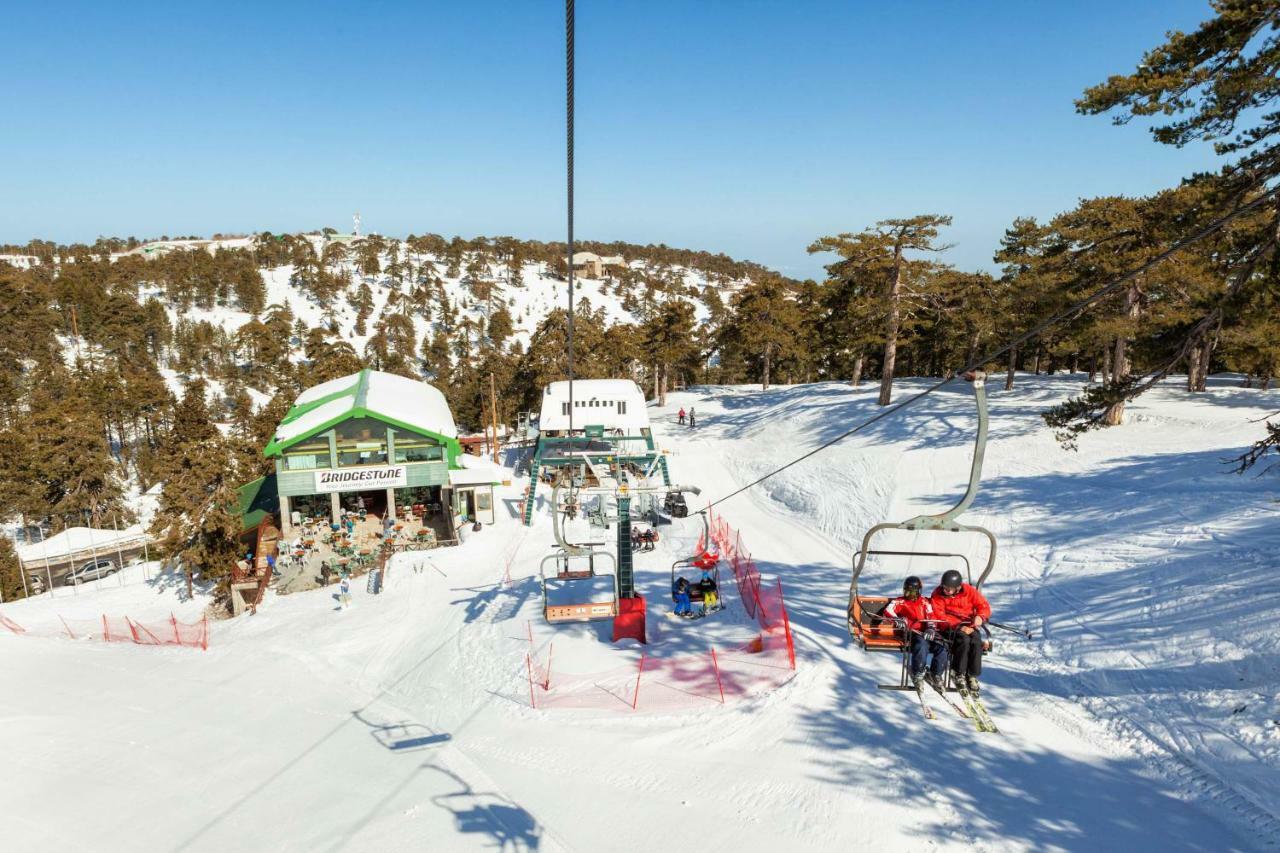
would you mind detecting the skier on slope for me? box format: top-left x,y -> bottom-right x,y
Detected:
931,569 -> 991,694
883,575 -> 949,688
688,406 -> 696,428
678,407 -> 686,425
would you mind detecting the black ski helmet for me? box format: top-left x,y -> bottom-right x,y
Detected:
903,575 -> 923,594
941,569 -> 964,592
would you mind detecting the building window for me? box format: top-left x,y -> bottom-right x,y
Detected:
562,402 -> 569,416
392,428 -> 444,464
283,437 -> 331,470
618,401 -> 627,415
334,417 -> 389,467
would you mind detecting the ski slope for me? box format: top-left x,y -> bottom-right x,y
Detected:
1,375 -> 1277,851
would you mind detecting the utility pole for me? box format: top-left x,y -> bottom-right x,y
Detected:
566,0 -> 575,433
490,372 -> 500,465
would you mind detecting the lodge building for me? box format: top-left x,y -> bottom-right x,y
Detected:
250,369 -> 499,539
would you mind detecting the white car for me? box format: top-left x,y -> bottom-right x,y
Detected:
63,559 -> 118,586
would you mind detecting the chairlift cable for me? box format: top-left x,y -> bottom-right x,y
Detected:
566,0 -> 576,432
702,183 -> 1280,513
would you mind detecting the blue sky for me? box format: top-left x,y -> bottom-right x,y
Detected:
0,1 -> 1225,278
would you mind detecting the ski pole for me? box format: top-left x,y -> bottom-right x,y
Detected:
984,619 -> 1032,640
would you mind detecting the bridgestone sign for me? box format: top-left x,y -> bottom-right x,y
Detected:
314,466 -> 407,494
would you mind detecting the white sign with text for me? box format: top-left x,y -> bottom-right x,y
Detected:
313,465 -> 408,494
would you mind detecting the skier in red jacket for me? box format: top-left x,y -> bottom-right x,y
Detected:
931,569 -> 991,695
882,576 -> 949,688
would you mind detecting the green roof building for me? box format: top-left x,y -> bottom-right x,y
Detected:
261,369 -> 501,537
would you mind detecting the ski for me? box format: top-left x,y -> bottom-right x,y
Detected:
958,690 -> 996,733
969,694 -> 999,733
912,682 -> 936,720
924,679 -> 970,719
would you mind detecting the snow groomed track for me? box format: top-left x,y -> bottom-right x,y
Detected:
0,375 -> 1276,851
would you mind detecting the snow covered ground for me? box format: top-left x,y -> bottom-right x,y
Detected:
2,374 -> 1277,851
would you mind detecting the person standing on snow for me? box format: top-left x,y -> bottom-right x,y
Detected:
688,407 -> 696,428
930,569 -> 991,694
677,407 -> 686,425
883,575 -> 948,688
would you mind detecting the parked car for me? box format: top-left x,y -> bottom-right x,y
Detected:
63,559 -> 118,586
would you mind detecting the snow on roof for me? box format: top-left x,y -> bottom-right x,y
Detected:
294,374 -> 360,406
18,526 -> 148,564
448,454 -> 510,486
267,369 -> 457,455
273,397 -> 352,445
364,371 -> 457,439
538,379 -> 650,433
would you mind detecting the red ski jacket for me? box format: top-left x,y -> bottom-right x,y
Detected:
930,583 -> 991,630
881,595 -> 935,632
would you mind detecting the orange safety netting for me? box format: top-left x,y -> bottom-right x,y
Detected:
0,612 -> 208,650
525,510 -> 796,711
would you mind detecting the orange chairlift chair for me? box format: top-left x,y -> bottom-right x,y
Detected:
847,371 -> 997,692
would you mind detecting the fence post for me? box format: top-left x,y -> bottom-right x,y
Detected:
543,642 -> 553,691
525,653 -> 537,709
171,613 -> 180,644
710,647 -> 725,704
779,578 -> 796,670
127,616 -> 141,643
59,614 -> 75,639
101,614 -> 109,642
631,652 -> 647,711
202,615 -> 208,651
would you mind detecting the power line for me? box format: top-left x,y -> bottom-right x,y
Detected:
703,183 -> 1280,513
565,0 -> 576,431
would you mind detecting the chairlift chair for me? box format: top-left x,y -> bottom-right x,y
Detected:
663,491 -> 689,519
540,549 -> 619,623
670,512 -> 722,611
847,371 -> 997,691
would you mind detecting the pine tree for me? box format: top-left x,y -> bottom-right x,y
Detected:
0,534 -> 22,602
809,215 -> 952,404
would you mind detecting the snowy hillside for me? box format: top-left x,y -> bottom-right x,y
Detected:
134,235 -> 740,401
1,375 -> 1277,851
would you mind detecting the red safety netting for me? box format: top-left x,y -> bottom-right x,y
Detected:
524,510 -> 796,712
0,612 -> 208,651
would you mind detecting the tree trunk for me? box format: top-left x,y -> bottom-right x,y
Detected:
652,364 -> 659,402
1102,345 -> 1112,382
878,254 -> 903,406
1102,281 -> 1140,426
1005,344 -> 1017,391
1263,374 -> 1273,391
1194,324 -> 1219,392
1187,342 -> 1203,392
762,341 -> 773,391
850,354 -> 864,388
1087,353 -> 1097,384
659,363 -> 668,406
1032,351 -> 1041,375
966,332 -> 980,369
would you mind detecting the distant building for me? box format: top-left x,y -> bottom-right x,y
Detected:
571,252 -> 626,278
537,379 -> 650,437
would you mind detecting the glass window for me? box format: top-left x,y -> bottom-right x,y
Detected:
561,402 -> 569,416
283,437 -> 331,470
392,428 -> 445,464
334,417 -> 389,467
618,401 -> 627,415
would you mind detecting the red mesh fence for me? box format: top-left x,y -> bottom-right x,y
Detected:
524,510 -> 796,712
0,612 -> 208,651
